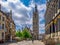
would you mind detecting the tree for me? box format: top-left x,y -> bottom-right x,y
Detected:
22,28 -> 32,39
16,28 -> 32,40
16,30 -> 23,37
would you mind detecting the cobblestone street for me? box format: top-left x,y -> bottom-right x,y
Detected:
0,40 -> 45,45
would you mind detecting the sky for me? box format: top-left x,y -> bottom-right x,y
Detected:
0,0 -> 46,34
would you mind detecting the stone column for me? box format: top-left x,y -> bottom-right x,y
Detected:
57,19 -> 59,36
49,25 -> 52,38
54,20 -> 56,39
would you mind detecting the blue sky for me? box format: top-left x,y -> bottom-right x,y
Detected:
0,0 -> 46,34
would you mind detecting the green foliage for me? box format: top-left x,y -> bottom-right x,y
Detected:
16,30 -> 23,37
22,28 -> 32,39
16,28 -> 32,40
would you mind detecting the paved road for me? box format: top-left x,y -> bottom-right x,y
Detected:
0,40 -> 45,45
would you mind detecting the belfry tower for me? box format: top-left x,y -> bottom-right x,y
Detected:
33,4 -> 39,40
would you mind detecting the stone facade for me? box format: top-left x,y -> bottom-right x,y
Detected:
0,10 -> 6,42
45,0 -> 60,41
33,4 -> 39,40
0,4 -> 15,42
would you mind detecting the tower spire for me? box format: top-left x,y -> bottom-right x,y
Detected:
35,4 -> 37,12
33,4 -> 39,40
0,4 -> 1,10
10,10 -> 12,19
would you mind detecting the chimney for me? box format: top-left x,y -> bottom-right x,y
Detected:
0,4 -> 1,10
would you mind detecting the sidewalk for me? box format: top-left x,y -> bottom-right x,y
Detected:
0,40 -> 45,45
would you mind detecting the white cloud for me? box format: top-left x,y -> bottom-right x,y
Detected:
29,0 -> 35,8
39,23 -> 45,34
26,18 -> 32,24
13,13 -> 23,18
38,4 -> 46,11
39,24 -> 45,30
0,0 -> 32,25
0,0 -> 46,34
7,0 -> 19,3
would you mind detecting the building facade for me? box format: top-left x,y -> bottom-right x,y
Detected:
33,4 -> 39,40
0,9 -> 6,42
0,4 -> 15,42
45,0 -> 60,41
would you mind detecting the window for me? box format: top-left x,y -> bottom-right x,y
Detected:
2,17 -> 4,21
49,0 -> 51,2
2,24 -> 4,29
59,0 -> 60,9
53,23 -> 55,33
0,24 -> 2,29
0,16 -> 1,20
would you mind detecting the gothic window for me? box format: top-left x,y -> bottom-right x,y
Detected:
2,17 -> 4,21
2,24 -> 4,29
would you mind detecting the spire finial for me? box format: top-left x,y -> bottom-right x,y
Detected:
35,4 -> 37,12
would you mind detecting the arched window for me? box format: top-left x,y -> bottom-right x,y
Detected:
53,22 -> 55,33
